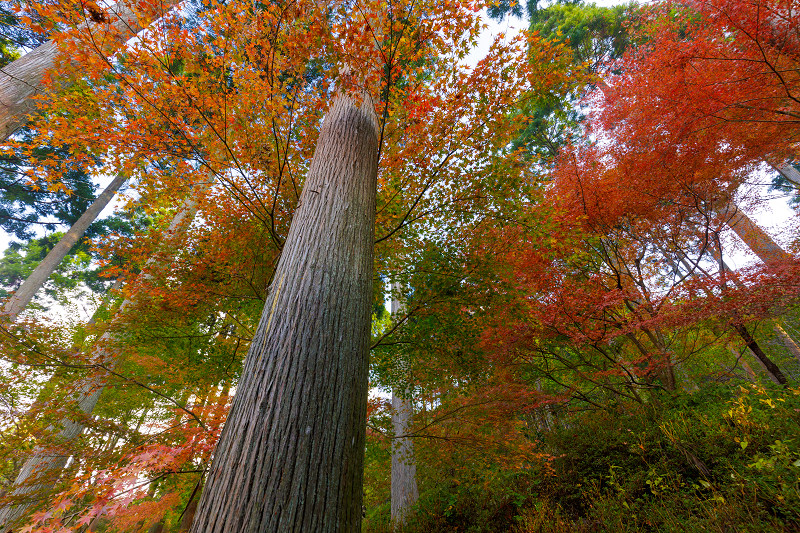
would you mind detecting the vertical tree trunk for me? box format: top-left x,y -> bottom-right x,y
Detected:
0,0 -> 178,138
0,186 -> 204,530
391,393 -> 418,526
189,91 -> 378,533
2,172 -> 127,321
390,286 -> 418,527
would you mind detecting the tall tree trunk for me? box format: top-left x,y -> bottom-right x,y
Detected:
718,200 -> 791,264
390,286 -> 418,527
668,242 -> 788,386
0,0 -> 177,139
190,91 -> 379,533
2,173 -> 127,321
771,160 -> 800,188
0,186 -> 204,530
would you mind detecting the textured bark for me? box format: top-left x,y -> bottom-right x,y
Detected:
773,161 -> 800,188
0,188 -> 203,531
2,172 -> 127,321
179,485 -> 202,532
0,381 -> 104,530
0,0 -> 177,139
719,200 -> 791,264
391,392 -> 418,526
189,92 -> 378,533
390,287 -> 418,527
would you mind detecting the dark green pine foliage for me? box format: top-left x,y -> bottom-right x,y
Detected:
0,128 -> 100,241
490,1 -> 636,160
770,163 -> 800,206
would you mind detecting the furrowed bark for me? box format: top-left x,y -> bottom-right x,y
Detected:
391,392 -> 418,526
0,0 -> 178,139
190,91 -> 379,533
771,160 -> 800,189
0,186 -> 205,530
2,172 -> 127,322
390,287 -> 418,527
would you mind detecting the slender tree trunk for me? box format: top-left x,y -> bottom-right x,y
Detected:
0,0 -> 177,138
733,323 -> 788,385
391,393 -> 418,526
2,173 -> 127,321
703,236 -> 789,386
190,91 -> 379,532
390,286 -> 418,527
0,378 -> 105,529
0,186 -> 204,530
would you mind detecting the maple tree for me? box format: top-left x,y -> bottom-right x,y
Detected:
0,0 -> 578,529
0,0 -> 799,531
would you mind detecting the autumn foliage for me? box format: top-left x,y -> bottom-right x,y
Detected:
0,0 -> 798,531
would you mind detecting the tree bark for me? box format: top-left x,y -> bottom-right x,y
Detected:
718,200 -> 791,264
733,323 -> 788,385
390,286 -> 418,527
0,0 -> 177,139
2,173 -> 127,321
189,91 -> 378,533
772,160 -> 800,189
0,186 -> 204,531
703,242 -> 789,386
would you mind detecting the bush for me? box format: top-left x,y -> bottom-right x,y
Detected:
365,384 -> 800,532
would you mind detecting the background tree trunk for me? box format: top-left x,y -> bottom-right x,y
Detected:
774,323 -> 800,364
2,173 -> 127,321
0,0 -> 178,138
189,91 -> 379,533
772,160 -> 800,188
0,186 -> 204,530
390,286 -> 418,527
719,200 -> 791,264
708,244 -> 789,386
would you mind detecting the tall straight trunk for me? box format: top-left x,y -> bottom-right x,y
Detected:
390,286 -> 418,527
0,186 -> 204,530
0,0 -> 177,139
719,200 -> 791,264
190,92 -> 379,533
2,172 -> 127,321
